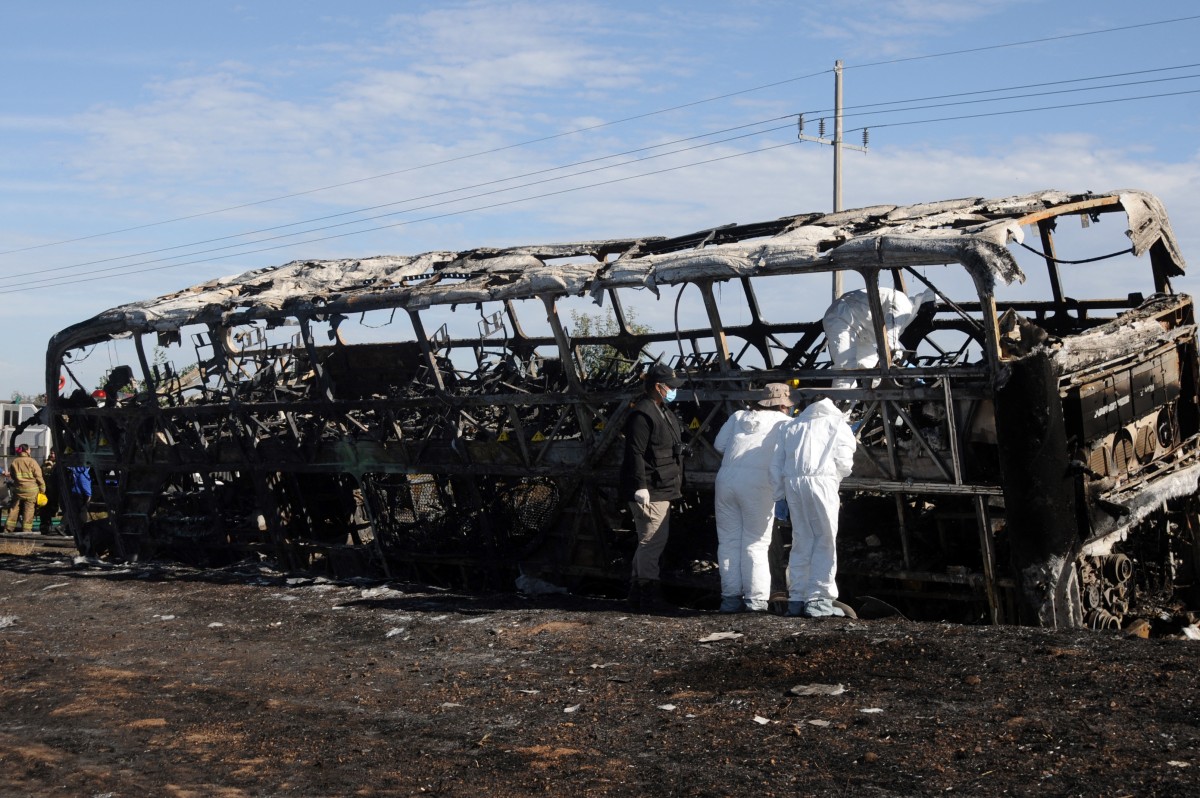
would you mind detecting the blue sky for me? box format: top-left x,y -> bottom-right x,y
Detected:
2,0 -> 1199,393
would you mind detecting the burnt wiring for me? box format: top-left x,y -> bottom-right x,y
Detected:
902,266 -> 986,336
358,308 -> 397,328
669,282 -> 705,410
62,343 -> 97,364
1017,241 -> 1134,264
673,283 -> 687,366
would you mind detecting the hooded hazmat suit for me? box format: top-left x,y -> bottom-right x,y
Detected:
823,287 -> 933,389
770,398 -> 856,616
713,407 -> 790,612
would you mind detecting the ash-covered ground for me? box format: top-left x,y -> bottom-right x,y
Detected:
1,552 -> 1197,797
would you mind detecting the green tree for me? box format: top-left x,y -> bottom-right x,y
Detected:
569,308 -> 650,377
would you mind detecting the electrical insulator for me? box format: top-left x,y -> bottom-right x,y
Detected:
862,128 -> 869,148
818,118 -> 826,137
797,114 -> 804,137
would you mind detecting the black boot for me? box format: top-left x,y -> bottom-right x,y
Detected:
626,579 -> 643,611
639,579 -> 676,614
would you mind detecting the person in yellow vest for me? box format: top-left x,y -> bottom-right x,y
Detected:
5,444 -> 46,533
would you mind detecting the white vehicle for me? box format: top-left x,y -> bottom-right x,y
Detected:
1,402 -> 51,504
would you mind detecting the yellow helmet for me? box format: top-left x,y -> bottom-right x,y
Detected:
36,493 -> 48,507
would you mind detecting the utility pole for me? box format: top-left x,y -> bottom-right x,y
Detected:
797,59 -> 867,300
833,59 -> 844,219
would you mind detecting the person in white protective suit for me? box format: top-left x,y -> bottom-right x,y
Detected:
823,287 -> 935,389
712,383 -> 794,613
770,396 -> 857,618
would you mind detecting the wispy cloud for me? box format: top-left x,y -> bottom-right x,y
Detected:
798,0 -> 1036,58
45,2 -> 673,212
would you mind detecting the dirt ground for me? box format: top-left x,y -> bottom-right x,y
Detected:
1,550 -> 1198,798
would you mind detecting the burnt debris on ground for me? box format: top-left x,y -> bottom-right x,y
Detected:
2,552 -> 1198,797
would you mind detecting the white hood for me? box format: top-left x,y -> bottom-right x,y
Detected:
735,410 -> 773,434
771,398 -> 857,482
797,397 -> 846,422
714,409 -> 789,472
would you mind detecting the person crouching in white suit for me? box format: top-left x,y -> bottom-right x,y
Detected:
713,383 -> 794,613
770,396 -> 857,618
822,287 -> 934,389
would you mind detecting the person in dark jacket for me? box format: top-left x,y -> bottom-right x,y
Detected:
37,450 -> 59,534
620,362 -> 685,611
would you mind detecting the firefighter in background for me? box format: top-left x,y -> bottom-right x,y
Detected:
37,450 -> 60,534
4,444 -> 46,533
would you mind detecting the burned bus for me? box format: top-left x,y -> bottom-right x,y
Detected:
45,189 -> 1199,628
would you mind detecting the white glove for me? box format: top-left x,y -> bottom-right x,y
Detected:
634,489 -> 650,506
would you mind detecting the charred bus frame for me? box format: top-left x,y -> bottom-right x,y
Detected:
45,189 -> 1200,628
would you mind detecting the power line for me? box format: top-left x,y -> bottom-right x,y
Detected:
0,121 -> 798,286
0,77 -> 827,258
4,13 -> 1197,258
0,115 -> 796,282
827,71 -> 1200,123
16,61 -> 1200,283
843,87 -> 1200,134
12,82 -> 1200,294
9,83 -> 1199,293
0,141 -> 803,295
807,62 -> 1200,116
847,14 -> 1200,70
16,61 -> 1200,284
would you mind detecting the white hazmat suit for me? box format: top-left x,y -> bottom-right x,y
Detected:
823,287 -> 934,388
713,407 -> 790,612
770,398 -> 857,617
